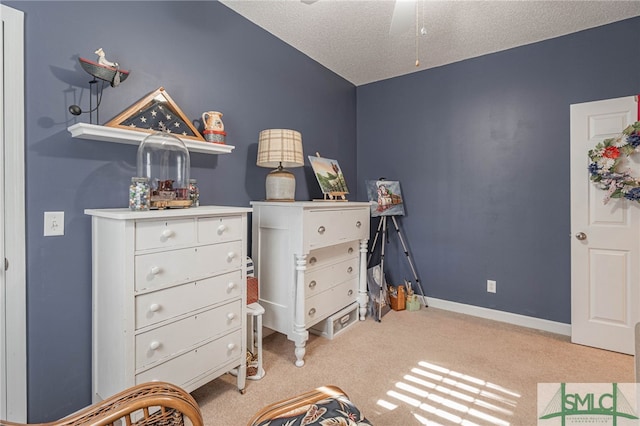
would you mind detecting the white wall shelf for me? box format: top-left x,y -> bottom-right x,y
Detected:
68,123 -> 235,155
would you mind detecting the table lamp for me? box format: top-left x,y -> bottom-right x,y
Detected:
257,129 -> 304,201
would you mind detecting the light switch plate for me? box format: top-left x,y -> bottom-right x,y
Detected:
44,211 -> 64,236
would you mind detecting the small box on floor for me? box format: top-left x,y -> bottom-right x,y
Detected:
406,294 -> 420,311
310,302 -> 359,339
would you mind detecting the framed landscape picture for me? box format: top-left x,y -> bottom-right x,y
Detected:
308,155 -> 349,199
366,180 -> 405,217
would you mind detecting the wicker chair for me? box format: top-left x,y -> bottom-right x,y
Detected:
0,382 -> 204,426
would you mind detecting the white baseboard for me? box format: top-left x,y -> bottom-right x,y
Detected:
424,297 -> 571,336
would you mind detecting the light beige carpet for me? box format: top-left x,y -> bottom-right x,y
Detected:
191,307 -> 633,425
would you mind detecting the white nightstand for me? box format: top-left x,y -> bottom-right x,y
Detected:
246,302 -> 266,380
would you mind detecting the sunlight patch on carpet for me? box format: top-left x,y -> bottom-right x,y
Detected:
376,360 -> 519,425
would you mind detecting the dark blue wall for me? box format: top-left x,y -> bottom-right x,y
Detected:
356,17 -> 640,324
7,0 -> 640,421
5,1 -> 355,421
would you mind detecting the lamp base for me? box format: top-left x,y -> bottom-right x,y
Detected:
265,168 -> 296,201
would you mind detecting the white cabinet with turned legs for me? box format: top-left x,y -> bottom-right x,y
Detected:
250,201 -> 370,367
85,206 -> 250,402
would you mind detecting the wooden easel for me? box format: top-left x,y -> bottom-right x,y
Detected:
320,192 -> 348,201
367,214 -> 427,321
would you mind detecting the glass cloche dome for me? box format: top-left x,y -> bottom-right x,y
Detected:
137,131 -> 191,208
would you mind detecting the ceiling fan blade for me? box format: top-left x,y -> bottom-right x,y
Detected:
389,0 -> 415,35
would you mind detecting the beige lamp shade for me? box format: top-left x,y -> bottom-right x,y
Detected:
256,129 -> 304,168
256,129 -> 304,201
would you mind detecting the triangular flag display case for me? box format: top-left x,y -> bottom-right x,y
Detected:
105,87 -> 205,141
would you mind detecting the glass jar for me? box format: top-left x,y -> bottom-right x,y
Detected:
188,179 -> 200,207
129,177 -> 150,211
137,132 -> 191,205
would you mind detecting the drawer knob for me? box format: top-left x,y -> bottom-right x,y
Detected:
227,312 -> 236,321
308,308 -> 316,316
348,247 -> 354,254
149,266 -> 161,276
317,226 -> 326,234
348,289 -> 353,296
347,266 -> 353,273
227,252 -> 237,261
227,343 -> 236,351
309,257 -> 317,265
149,303 -> 160,312
160,229 -> 174,241
308,280 -> 317,289
217,224 -> 228,235
149,341 -> 161,351
356,221 -> 362,228
227,282 -> 237,290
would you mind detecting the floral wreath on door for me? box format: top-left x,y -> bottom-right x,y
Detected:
588,121 -> 640,204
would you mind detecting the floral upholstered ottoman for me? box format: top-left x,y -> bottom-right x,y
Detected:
247,385 -> 372,426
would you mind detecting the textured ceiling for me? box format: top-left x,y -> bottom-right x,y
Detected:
220,0 -> 640,86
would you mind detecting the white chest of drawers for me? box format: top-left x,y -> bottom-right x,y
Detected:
85,206 -> 250,402
250,201 -> 370,367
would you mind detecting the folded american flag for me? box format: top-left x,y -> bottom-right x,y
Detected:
122,101 -> 196,137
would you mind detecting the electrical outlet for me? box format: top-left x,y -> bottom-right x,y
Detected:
44,211 -> 64,236
487,279 -> 496,293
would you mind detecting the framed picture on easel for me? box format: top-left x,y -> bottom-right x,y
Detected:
366,180 -> 405,217
308,154 -> 349,200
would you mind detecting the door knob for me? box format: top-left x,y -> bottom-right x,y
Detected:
575,232 -> 587,241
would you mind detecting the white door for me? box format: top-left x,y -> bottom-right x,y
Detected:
1,4 -> 27,422
570,95 -> 639,355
